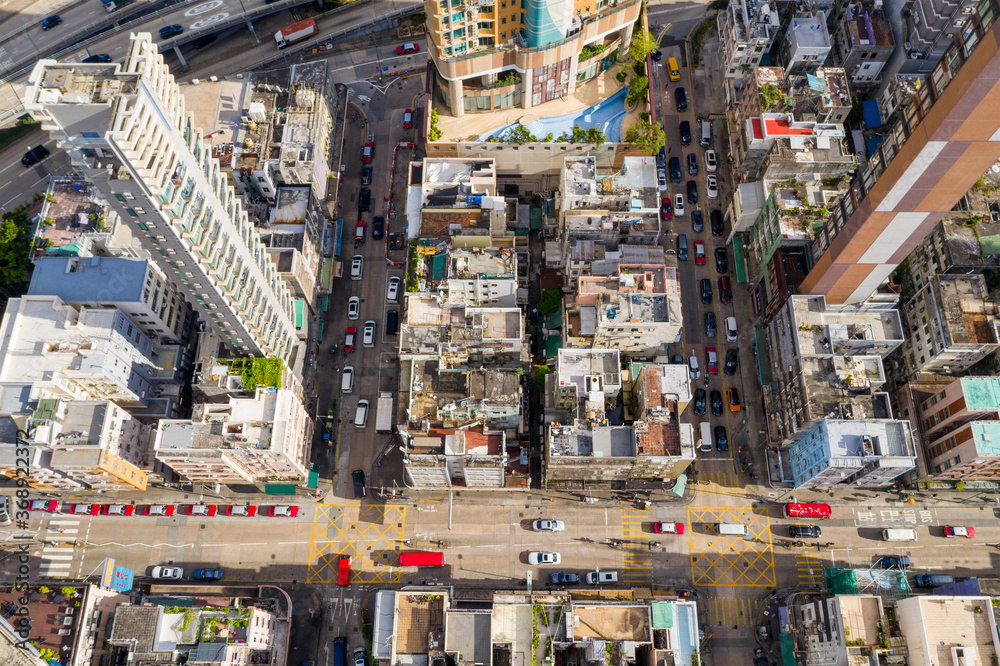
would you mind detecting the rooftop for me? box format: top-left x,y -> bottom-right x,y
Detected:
960,377 -> 1000,411
788,14 -> 831,49
579,266 -> 669,295
561,156 -> 660,211
557,349 -> 622,391
969,422 -> 1000,457
898,596 -> 998,666
28,255 -> 148,303
791,295 -> 903,354
825,419 -> 912,458
549,423 -> 635,457
448,247 -> 517,280
597,293 -> 671,324
936,276 -> 1000,346
836,595 -> 883,647
32,180 -> 105,256
843,11 -> 893,48
393,592 -> 445,655
572,604 -> 650,641
637,364 -> 692,414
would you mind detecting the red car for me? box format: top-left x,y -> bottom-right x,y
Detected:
944,526 -> 975,538
337,554 -> 352,586
396,42 -> 420,55
660,197 -> 672,220
144,505 -> 175,516
187,504 -> 217,517
694,240 -> 706,265
70,503 -> 100,515
705,346 -> 719,374
403,108 -> 413,129
102,504 -> 134,516
355,219 -> 366,245
345,327 -> 356,353
268,505 -> 298,517
29,500 -> 58,512
226,505 -> 257,517
362,141 -> 374,163
653,522 -> 685,534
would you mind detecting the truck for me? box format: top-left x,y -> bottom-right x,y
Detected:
274,17 -> 316,49
101,0 -> 132,13
375,392 -> 393,433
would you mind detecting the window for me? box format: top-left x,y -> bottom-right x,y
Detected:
501,16 -> 506,23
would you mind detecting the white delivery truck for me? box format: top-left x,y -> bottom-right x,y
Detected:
376,392 -> 393,433
274,18 -> 317,48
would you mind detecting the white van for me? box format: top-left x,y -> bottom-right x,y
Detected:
699,422 -> 712,453
355,399 -> 369,427
883,528 -> 918,542
700,120 -> 711,147
726,316 -> 738,342
341,366 -> 355,393
586,570 -> 618,584
716,523 -> 748,537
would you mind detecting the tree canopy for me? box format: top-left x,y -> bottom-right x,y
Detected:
624,116 -> 666,154
0,207 -> 33,290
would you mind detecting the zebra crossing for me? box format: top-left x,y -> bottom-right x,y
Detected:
39,519 -> 81,578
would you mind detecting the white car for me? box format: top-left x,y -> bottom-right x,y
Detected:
386,276 -> 400,302
532,519 -> 565,532
348,296 -> 360,320
363,320 -> 376,347
151,566 -> 183,579
351,255 -> 363,280
705,149 -> 717,172
707,175 -> 718,199
355,399 -> 369,428
656,168 -> 667,192
528,551 -> 561,565
674,193 -> 685,217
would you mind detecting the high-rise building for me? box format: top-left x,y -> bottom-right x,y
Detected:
800,15 -> 1000,304
428,0 -> 642,117
23,34 -> 302,367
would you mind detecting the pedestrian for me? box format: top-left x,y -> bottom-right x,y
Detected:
874,493 -> 880,498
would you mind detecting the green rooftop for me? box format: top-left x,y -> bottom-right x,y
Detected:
961,377 -> 1000,411
971,421 -> 1000,456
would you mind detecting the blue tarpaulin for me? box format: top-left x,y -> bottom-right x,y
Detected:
862,99 -> 882,128
866,135 -> 885,158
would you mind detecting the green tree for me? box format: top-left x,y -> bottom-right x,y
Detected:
428,108 -> 442,141
624,116 -> 666,154
0,208 -> 32,290
539,288 -> 564,315
533,365 -> 552,390
626,75 -> 649,106
505,125 -> 537,144
628,29 -> 657,66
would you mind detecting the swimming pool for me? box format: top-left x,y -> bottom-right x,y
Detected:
479,87 -> 629,142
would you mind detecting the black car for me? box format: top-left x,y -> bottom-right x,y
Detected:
668,156 -> 681,184
358,187 -> 371,211
710,390 -> 723,416
672,354 -> 684,365
192,568 -> 224,580
715,247 -> 729,273
724,348 -> 738,375
21,145 -> 49,167
693,388 -> 707,416
687,153 -> 698,176
789,524 -> 821,538
675,87 -> 688,112
159,24 -> 184,39
82,54 -> 112,63
711,209 -> 724,236
686,180 -> 699,205
691,210 -> 704,232
705,312 -> 716,338
193,33 -> 216,49
679,120 -> 691,146
372,215 -> 385,240
700,278 -> 713,304
656,147 -> 666,169
551,572 -> 581,584
714,426 -> 728,452
361,164 -> 373,185
650,50 -> 663,61
352,469 -> 366,498
40,14 -> 61,30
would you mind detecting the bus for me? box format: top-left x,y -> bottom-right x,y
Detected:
398,551 -> 445,567
783,503 -> 831,519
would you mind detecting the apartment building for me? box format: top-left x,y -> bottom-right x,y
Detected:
719,0 -> 781,79
799,3 -> 1000,304
427,0 -> 643,116
372,589 -> 701,666
543,350 -> 694,484
151,358 -> 311,484
403,421 -> 527,489
566,264 -> 682,357
782,11 -> 832,76
28,256 -> 191,345
437,246 -> 519,306
412,158 -> 513,247
787,594 -> 908,663
24,35 -> 302,366
897,596 -> 1000,665
739,114 -> 853,185
900,274 -> 1000,379
762,295 -> 903,446
829,1 -> 894,87
902,0 -> 986,62
910,377 -> 1000,479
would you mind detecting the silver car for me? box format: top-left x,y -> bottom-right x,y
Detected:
532,519 -> 565,532
151,566 -> 183,579
528,551 -> 562,565
386,276 -> 400,302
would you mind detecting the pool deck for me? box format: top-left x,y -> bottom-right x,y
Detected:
435,66 -> 647,142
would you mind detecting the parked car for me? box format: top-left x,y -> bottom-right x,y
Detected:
268,505 -> 299,517
707,175 -> 719,199
348,296 -> 360,320
711,209 -> 724,236
70,503 -> 99,515
386,276 -> 400,302
790,524 -> 822,538
344,327 -> 356,353
29,500 -> 58,512
528,551 -> 561,565
396,42 -> 420,55
705,347 -> 718,374
944,526 -> 975,538
691,210 -> 704,232
656,147 -> 666,169
656,168 -> 667,191
144,505 -> 175,516
668,156 -> 681,183
226,505 -> 257,517
358,187 -> 371,211
688,355 -> 700,380
363,320 -> 376,347
352,470 -> 367,498
710,390 -> 723,416
705,150 -> 717,172
728,387 -> 741,412
686,180 -> 699,205
403,108 -> 413,129
533,519 -> 565,532
705,312 -> 716,338
361,164 -> 372,185
693,240 -> 705,265
102,504 -> 134,516
700,278 -> 713,304
159,24 -> 183,39
719,276 -> 732,303
724,348 -> 738,375
660,197 -> 672,220
687,153 -> 698,176
193,568 -> 223,580
674,193 -> 686,217
675,87 -> 688,111
372,215 -> 385,240
693,388 -> 707,415
550,572 -> 580,585
715,247 -> 729,273
362,141 -> 375,162
714,426 -> 728,452
151,566 -> 183,579
877,555 -> 910,568
679,120 -> 691,146
187,504 -> 217,517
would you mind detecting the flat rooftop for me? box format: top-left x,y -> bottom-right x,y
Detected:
826,419 -> 911,458
598,293 -> 671,324
572,605 -> 650,641
938,276 -> 1000,346
549,424 -> 635,457
448,247 -> 516,279
557,349 -> 621,389
837,595 -> 882,647
394,593 -> 444,655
